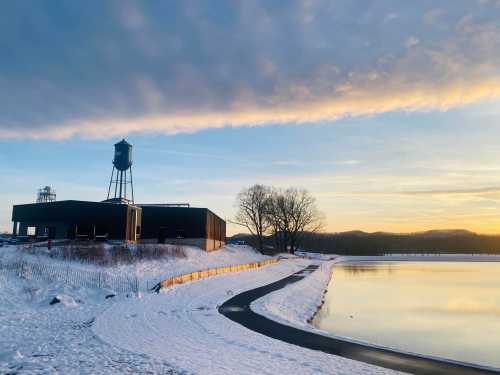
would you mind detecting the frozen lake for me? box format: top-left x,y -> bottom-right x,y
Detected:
313,261 -> 500,369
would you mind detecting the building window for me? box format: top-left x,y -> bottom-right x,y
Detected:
27,227 -> 36,236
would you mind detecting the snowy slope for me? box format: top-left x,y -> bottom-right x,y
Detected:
95,259 -> 405,375
0,244 -> 268,374
0,274 -> 180,374
1,244 -> 268,289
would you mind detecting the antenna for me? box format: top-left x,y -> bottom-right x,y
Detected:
106,139 -> 135,203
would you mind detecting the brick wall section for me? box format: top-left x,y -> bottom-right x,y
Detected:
154,258 -> 280,292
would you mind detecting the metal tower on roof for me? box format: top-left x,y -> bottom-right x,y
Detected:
36,186 -> 56,203
106,139 -> 135,203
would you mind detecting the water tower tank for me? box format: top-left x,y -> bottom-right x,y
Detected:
113,139 -> 132,171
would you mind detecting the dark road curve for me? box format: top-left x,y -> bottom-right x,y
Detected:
218,264 -> 500,375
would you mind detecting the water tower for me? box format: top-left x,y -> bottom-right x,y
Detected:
36,186 -> 56,203
106,139 -> 134,203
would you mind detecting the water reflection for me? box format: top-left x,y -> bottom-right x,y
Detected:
341,262 -> 396,275
314,261 -> 500,369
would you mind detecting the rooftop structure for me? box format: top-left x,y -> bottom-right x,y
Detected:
36,186 -> 56,203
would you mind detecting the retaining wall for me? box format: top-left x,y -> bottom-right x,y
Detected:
154,258 -> 280,292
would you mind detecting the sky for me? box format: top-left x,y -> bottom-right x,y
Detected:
2,0 -> 500,235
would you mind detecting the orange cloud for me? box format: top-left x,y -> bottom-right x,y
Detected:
2,77 -> 500,140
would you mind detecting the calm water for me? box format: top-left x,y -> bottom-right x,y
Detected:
313,261 -> 500,369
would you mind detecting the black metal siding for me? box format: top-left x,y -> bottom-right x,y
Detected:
140,206 -> 226,241
12,201 -> 225,242
12,200 -> 130,240
139,206 -> 208,239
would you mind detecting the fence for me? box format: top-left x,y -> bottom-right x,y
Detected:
0,259 -> 146,293
153,258 -> 280,292
0,257 -> 280,294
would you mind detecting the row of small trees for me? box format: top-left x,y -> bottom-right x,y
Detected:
234,184 -> 323,253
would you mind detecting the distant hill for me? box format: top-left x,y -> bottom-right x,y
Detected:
228,233 -> 252,239
412,229 -> 477,237
334,230 -> 372,237
332,229 -> 478,238
227,229 -> 491,255
300,229 -> 500,255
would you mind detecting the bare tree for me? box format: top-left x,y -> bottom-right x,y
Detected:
286,188 -> 323,253
234,184 -> 271,252
266,188 -> 323,253
266,188 -> 288,252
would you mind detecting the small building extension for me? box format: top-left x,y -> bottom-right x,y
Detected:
139,205 -> 226,252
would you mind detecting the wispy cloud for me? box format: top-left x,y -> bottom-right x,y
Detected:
319,186 -> 500,198
0,1 -> 499,139
394,186 -> 500,196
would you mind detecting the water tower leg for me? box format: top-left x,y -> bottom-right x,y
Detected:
107,166 -> 115,200
124,169 -> 127,200
130,167 -> 135,203
119,170 -> 123,199
114,170 -> 119,198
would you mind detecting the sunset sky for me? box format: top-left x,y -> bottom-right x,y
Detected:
2,1 -> 500,235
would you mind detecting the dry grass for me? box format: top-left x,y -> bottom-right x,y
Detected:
0,259 -> 144,293
18,242 -> 187,267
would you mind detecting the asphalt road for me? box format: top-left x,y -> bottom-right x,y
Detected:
218,264 -> 500,375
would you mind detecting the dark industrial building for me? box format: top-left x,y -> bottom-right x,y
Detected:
12,200 -> 141,242
11,140 -> 226,251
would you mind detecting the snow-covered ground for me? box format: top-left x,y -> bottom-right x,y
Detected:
252,260 -> 336,330
107,244 -> 269,283
11,246 -> 483,374
95,258 -> 405,375
0,244 -> 268,289
0,244 -> 268,374
295,250 -> 338,261
0,274 -> 179,374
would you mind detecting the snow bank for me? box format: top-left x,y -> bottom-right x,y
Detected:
1,244 -> 268,291
109,244 -> 268,284
251,260 -> 335,330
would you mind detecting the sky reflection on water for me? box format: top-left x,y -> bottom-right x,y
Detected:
313,262 -> 500,369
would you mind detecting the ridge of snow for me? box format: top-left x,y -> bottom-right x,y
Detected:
251,259 -> 336,330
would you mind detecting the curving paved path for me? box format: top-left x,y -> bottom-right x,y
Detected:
218,265 -> 500,375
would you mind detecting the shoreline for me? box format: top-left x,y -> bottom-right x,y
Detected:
335,254 -> 500,263
234,263 -> 500,374
251,254 -> 500,373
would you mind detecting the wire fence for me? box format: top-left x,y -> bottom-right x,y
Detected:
0,259 -> 151,293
